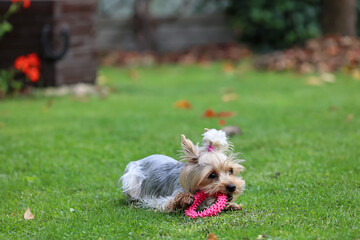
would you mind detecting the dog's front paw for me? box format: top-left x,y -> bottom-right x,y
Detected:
224,202 -> 242,211
179,192 -> 194,208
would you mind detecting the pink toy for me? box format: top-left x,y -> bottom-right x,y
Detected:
184,190 -> 227,218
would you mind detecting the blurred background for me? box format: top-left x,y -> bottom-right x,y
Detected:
0,0 -> 359,91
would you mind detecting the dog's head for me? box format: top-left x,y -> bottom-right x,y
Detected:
179,129 -> 245,202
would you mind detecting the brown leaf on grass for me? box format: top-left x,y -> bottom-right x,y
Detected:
203,109 -> 216,118
345,114 -> 354,122
351,69 -> 360,80
42,99 -> 54,112
320,72 -> 336,83
306,76 -> 323,86
218,119 -> 226,126
328,106 -> 338,112
174,100 -> 192,109
24,208 -> 34,220
217,111 -> 235,117
222,62 -> 235,74
202,109 -> 235,118
221,93 -> 238,102
207,233 -> 218,240
128,69 -> 139,80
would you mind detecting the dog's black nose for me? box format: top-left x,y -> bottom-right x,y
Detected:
226,184 -> 236,192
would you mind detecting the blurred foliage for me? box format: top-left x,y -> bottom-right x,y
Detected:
225,0 -> 322,51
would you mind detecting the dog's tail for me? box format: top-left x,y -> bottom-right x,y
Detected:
118,161 -> 145,199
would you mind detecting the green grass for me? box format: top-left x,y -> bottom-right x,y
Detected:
1,63 -> 359,239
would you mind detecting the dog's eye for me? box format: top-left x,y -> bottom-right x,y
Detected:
208,172 -> 217,179
229,168 -> 233,174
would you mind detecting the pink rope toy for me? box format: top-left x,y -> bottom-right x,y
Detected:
184,190 -> 227,218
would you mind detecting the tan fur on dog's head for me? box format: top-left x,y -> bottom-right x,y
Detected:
179,130 -> 245,202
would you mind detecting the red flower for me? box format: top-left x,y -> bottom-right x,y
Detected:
27,53 -> 41,68
11,0 -> 31,8
14,56 -> 29,71
14,53 -> 41,82
26,68 -> 40,82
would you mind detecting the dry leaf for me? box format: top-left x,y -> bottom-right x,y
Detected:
320,72 -> 336,83
328,106 -> 338,112
217,111 -> 235,118
203,109 -> 216,118
222,93 -> 238,102
97,74 -> 108,85
174,100 -> 192,109
42,99 -> 54,112
24,208 -> 34,220
203,109 -> 235,118
306,76 -> 323,86
207,233 -> 218,240
128,69 -> 139,80
254,36 -> 360,73
346,114 -> 354,122
351,69 -> 360,80
222,62 -> 235,74
218,119 -> 226,126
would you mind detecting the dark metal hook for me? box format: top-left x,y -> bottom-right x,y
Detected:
41,24 -> 70,61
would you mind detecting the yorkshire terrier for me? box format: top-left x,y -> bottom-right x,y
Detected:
119,128 -> 245,212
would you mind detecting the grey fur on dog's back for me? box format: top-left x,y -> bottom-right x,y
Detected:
120,154 -> 185,200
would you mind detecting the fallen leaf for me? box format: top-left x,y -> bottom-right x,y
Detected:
42,99 -> 54,112
174,100 -> 192,109
0,122 -> 4,128
218,119 -> 226,126
328,106 -> 338,112
254,36 -> 360,73
217,111 -> 235,118
346,114 -> 354,122
128,69 -> 139,80
222,93 -> 238,102
306,76 -> 323,86
207,233 -> 218,240
222,62 -> 235,74
351,69 -> 360,80
202,110 -> 235,118
96,74 -> 108,85
203,109 -> 216,118
320,72 -> 335,83
24,208 -> 34,220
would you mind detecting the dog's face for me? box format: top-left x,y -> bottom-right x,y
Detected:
179,133 -> 245,202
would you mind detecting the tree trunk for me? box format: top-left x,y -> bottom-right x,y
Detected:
133,0 -> 158,52
322,0 -> 357,36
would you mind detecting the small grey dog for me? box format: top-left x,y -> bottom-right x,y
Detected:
119,129 -> 246,212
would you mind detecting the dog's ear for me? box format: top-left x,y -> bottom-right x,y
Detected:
181,134 -> 200,163
204,128 -> 210,132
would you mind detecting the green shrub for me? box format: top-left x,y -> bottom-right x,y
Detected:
226,0 -> 322,51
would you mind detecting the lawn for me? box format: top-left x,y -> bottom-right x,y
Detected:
0,63 -> 359,239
